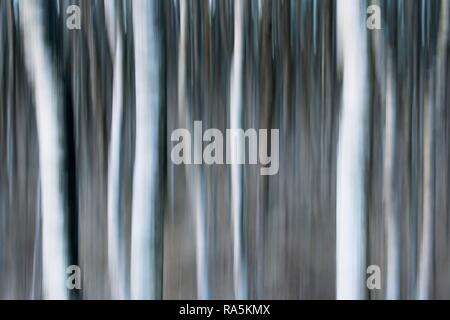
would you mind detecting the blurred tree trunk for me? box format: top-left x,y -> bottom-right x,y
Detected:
383,62 -> 399,299
335,0 -> 368,300
417,81 -> 433,300
131,0 -> 162,299
230,0 -> 247,299
178,0 -> 209,299
433,0 -> 450,300
20,0 -> 68,299
107,0 -> 126,299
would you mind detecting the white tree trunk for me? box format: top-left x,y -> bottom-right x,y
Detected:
383,65 -> 399,300
131,0 -> 161,299
230,0 -> 247,299
20,0 -> 68,299
336,0 -> 368,300
107,5 -> 126,299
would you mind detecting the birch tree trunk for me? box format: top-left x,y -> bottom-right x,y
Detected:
336,0 -> 368,300
107,1 -> 126,299
383,63 -> 399,299
230,0 -> 247,300
20,0 -> 68,300
131,0 -> 161,299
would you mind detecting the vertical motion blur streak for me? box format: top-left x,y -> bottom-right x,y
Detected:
20,0 -> 69,299
131,0 -> 162,300
335,0 -> 368,300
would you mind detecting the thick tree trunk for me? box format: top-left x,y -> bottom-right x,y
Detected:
336,0 -> 368,300
131,0 -> 161,299
20,0 -> 68,299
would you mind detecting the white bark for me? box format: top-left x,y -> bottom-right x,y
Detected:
336,0 -> 368,300
383,66 -> 399,300
131,0 -> 161,299
104,0 -> 116,58
20,0 -> 68,299
107,10 -> 126,299
230,0 -> 247,299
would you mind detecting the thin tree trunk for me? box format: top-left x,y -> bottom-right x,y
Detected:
230,0 -> 247,300
107,1 -> 126,299
417,84 -> 433,300
432,0 -> 449,299
178,0 -> 209,299
258,0 -> 272,299
383,63 -> 400,299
